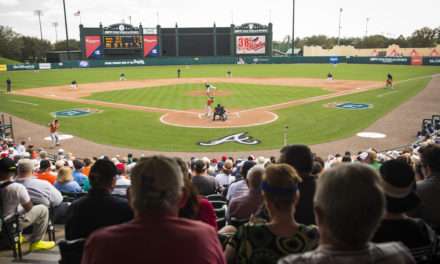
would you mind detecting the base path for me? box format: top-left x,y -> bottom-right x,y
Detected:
15,77 -> 383,128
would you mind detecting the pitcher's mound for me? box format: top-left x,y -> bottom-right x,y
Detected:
160,110 -> 278,128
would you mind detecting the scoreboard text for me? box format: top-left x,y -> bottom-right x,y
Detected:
104,35 -> 142,49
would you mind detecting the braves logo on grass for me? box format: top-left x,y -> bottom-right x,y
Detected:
51,108 -> 101,118
198,132 -> 261,146
325,102 -> 372,110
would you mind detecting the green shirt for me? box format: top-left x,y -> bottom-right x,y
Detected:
228,223 -> 319,264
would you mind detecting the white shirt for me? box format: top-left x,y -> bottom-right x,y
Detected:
0,181 -> 30,217
16,144 -> 26,155
226,180 -> 248,202
215,173 -> 236,187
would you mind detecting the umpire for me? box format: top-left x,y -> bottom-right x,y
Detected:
6,77 -> 12,92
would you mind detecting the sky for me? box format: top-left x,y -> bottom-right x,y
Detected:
0,0 -> 439,43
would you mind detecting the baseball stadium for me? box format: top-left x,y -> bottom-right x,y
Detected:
1,0 -> 440,263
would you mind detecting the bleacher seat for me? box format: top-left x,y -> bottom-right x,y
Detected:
58,238 -> 86,264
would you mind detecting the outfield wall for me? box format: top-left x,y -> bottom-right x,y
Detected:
2,56 -> 440,71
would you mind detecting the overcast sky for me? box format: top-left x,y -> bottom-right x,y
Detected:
1,0 -> 439,42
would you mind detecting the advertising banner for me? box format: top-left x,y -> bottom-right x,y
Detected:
38,63 -> 51,70
236,35 -> 266,55
143,35 -> 159,57
0,64 -> 6,71
85,35 -> 102,58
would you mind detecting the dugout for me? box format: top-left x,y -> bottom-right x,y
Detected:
79,22 -> 272,60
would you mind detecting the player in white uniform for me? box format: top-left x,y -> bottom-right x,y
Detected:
205,82 -> 216,97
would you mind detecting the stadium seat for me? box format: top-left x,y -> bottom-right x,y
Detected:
215,206 -> 227,229
229,217 -> 249,228
58,238 -> 86,264
0,212 -> 22,260
206,194 -> 225,202
210,200 -> 226,210
61,192 -> 87,203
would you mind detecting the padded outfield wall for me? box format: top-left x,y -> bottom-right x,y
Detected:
3,56 -> 440,72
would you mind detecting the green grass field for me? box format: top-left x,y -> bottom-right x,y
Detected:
86,83 -> 330,110
1,63 -> 440,90
0,64 -> 439,152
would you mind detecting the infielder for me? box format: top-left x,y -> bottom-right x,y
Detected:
70,80 -> 78,89
386,73 -> 393,88
119,73 -> 127,81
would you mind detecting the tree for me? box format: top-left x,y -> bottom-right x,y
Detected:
0,26 -> 23,61
53,39 -> 80,51
20,36 -> 52,62
409,27 -> 437,47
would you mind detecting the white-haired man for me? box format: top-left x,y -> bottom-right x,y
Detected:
82,156 -> 226,264
279,163 -> 415,264
0,158 -> 55,251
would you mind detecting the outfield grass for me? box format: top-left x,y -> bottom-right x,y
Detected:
86,83 -> 330,110
1,64 -> 439,90
0,76 -> 431,152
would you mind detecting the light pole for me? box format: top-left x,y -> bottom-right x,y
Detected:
337,8 -> 343,46
52,22 -> 59,43
292,0 -> 295,56
365,17 -> 370,37
62,0 -> 70,59
34,10 -> 44,40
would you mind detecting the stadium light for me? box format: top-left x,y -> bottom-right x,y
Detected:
62,0 -> 70,59
292,0 -> 295,56
34,10 -> 44,40
337,8 -> 343,46
365,17 -> 370,37
52,22 -> 59,43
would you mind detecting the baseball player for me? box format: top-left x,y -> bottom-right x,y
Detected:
48,119 -> 60,147
386,73 -> 393,88
70,80 -> 78,89
119,73 -> 127,81
206,96 -> 215,117
205,82 -> 217,97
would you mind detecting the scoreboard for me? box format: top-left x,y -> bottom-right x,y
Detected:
104,35 -> 142,49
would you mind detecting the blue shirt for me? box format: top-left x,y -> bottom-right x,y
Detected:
55,180 -> 82,193
73,170 -> 90,191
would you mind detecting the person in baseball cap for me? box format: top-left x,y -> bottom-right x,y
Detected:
372,159 -> 435,249
0,157 -> 16,175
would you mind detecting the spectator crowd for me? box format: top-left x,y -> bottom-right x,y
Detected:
0,124 -> 439,264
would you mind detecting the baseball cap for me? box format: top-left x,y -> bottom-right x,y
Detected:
379,159 -> 420,213
0,158 -> 16,174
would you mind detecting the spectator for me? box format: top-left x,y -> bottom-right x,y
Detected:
15,159 -> 63,209
81,156 -> 225,264
215,159 -> 236,189
72,159 -> 90,192
0,158 -> 55,250
82,158 -> 93,176
16,141 -> 26,155
373,159 -> 435,250
191,159 -> 220,196
226,160 -> 256,202
112,162 -> 131,196
225,164 -> 319,264
65,159 -> 133,240
35,159 -> 57,185
279,164 -> 415,264
414,144 -> 440,230
228,165 -> 264,221
176,158 -> 217,229
279,144 -> 316,225
359,150 -> 381,170
54,167 -> 82,193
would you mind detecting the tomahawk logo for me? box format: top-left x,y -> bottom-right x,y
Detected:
198,132 -> 261,146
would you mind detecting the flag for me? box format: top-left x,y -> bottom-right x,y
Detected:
74,10 -> 80,16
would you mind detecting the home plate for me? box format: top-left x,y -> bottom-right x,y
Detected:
44,134 -> 74,141
356,132 -> 387,139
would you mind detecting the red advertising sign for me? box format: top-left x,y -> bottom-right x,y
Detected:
85,35 -> 101,58
236,35 -> 266,54
143,35 -> 158,57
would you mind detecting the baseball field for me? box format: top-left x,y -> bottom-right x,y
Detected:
0,63 -> 439,152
